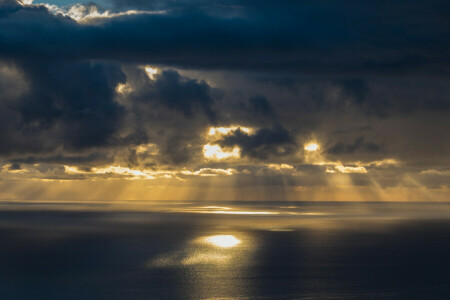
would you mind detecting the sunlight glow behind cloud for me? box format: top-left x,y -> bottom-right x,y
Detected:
304,142 -> 319,152
116,83 -> 133,94
145,66 -> 159,80
327,165 -> 368,174
203,144 -> 240,160
33,3 -> 167,23
208,126 -> 251,136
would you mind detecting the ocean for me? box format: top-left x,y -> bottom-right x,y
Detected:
0,201 -> 449,299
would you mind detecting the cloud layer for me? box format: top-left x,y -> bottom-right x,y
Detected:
0,0 -> 449,200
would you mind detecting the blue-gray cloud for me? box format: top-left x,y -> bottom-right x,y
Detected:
0,0 -> 448,75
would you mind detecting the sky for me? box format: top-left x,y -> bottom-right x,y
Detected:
0,0 -> 449,201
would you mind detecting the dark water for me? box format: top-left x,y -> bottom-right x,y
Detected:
0,201 -> 450,299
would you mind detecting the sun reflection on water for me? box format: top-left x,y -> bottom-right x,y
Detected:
204,235 -> 241,248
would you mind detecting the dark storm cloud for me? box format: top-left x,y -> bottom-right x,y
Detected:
113,67 -> 219,165
218,123 -> 296,159
0,61 -> 220,166
0,0 -> 448,75
0,59 -> 126,156
327,137 -> 382,155
0,60 -> 125,154
339,80 -> 370,106
107,0 -> 242,14
334,78 -> 450,117
0,0 -> 449,174
247,96 -> 276,119
9,152 -> 111,165
250,75 -> 450,119
337,78 -> 386,117
135,70 -> 216,122
20,61 -> 125,148
161,134 -> 195,165
331,126 -> 373,136
7,162 -> 21,170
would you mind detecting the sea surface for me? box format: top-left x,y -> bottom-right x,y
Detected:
0,201 -> 449,299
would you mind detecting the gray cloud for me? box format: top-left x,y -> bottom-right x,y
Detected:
0,0 -> 449,190
0,60 -> 125,155
218,123 -> 296,159
131,69 -> 216,122
0,0 -> 448,75
327,137 -> 382,155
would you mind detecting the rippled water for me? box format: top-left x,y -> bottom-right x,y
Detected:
0,201 -> 449,299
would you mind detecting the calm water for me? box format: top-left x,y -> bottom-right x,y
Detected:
0,201 -> 449,299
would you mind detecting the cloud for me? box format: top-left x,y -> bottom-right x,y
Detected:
327,137 -> 382,155
0,60 -> 126,155
147,70 -> 216,122
0,0 -> 449,200
42,2 -> 165,23
180,167 -> 235,176
112,67 -> 221,165
0,0 -> 448,75
0,61 -> 218,166
121,67 -> 218,121
328,165 -> 368,174
421,169 -> 450,176
247,95 -> 276,118
0,61 -> 28,101
161,134 -> 197,165
217,123 -> 296,159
